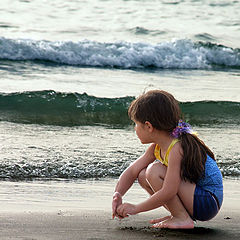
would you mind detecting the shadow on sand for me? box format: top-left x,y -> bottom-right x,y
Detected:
120,226 -> 226,239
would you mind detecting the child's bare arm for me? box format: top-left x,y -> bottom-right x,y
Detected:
112,143 -> 156,218
114,143 -> 156,195
117,143 -> 182,217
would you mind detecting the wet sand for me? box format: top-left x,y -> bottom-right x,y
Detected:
0,179 -> 239,240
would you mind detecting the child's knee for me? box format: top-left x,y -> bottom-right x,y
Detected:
146,162 -> 166,183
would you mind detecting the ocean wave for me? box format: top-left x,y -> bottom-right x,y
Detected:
129,26 -> 167,36
0,155 -> 239,180
0,37 -> 239,69
0,90 -> 239,126
0,90 -> 134,126
0,159 -> 130,179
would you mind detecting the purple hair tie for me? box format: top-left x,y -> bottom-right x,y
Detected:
172,120 -> 196,138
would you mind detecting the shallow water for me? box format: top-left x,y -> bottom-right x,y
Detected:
1,0 -> 239,48
0,122 -> 239,179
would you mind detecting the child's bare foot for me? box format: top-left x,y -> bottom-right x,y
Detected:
151,216 -> 194,229
149,216 -> 171,224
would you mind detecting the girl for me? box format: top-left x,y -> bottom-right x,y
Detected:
112,90 -> 223,229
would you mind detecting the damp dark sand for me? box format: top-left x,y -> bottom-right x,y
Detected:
0,179 -> 239,240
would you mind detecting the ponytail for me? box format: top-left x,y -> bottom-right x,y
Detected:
179,133 -> 215,183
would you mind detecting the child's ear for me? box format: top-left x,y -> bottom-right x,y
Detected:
145,121 -> 154,132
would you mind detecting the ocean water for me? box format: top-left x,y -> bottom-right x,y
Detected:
0,0 -> 240,184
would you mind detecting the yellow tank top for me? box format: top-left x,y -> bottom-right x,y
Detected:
154,139 -> 179,166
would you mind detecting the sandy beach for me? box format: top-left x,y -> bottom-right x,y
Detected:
0,178 -> 239,240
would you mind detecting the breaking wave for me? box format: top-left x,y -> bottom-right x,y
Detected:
0,37 -> 239,69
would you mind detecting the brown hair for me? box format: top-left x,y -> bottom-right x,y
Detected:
128,90 -> 215,183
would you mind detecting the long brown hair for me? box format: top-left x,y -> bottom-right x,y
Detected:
128,90 -> 215,183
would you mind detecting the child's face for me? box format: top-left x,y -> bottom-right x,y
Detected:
134,120 -> 152,144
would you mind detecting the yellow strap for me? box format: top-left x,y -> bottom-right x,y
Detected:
154,138 -> 179,166
165,138 -> 179,164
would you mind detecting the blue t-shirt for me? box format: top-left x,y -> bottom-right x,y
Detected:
197,155 -> 223,207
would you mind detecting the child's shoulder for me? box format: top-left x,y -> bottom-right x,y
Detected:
168,140 -> 183,160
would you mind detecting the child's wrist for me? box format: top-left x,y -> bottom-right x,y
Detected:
113,191 -> 122,198
134,204 -> 141,214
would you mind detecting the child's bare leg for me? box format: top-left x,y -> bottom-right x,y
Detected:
151,195 -> 194,229
144,162 -> 195,229
138,168 -> 154,195
138,166 -> 171,223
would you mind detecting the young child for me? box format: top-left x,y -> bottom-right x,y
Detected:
112,90 -> 223,229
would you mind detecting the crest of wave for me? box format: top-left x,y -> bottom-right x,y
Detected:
0,37 -> 239,69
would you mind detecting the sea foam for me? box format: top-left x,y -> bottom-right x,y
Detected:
0,37 -> 239,69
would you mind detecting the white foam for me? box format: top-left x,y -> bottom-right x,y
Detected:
0,37 -> 239,69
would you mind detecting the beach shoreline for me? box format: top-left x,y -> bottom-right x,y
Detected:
0,178 -> 239,239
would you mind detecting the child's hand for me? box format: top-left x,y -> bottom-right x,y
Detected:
112,192 -> 122,219
116,203 -> 138,218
